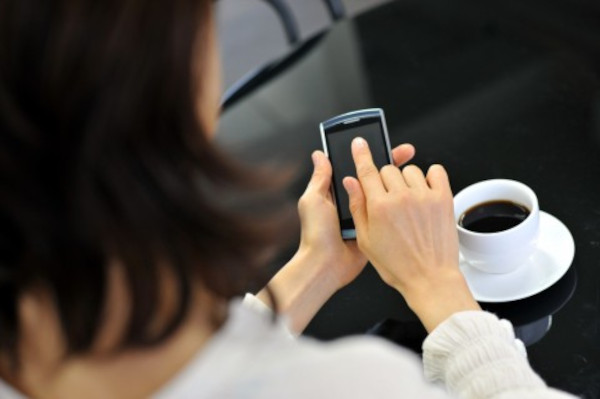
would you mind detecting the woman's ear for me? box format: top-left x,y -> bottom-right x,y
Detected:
194,7 -> 222,138
17,289 -> 66,376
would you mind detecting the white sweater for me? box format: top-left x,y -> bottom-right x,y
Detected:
0,295 -> 576,399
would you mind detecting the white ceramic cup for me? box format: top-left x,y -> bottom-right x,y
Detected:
453,179 -> 540,274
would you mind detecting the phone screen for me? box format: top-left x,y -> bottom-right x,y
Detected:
324,118 -> 391,232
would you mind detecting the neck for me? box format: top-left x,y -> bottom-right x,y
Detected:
44,317 -> 216,399
2,284 -> 226,399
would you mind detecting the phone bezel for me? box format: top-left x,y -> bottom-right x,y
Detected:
319,108 -> 393,240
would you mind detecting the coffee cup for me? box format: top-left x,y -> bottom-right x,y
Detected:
453,179 -> 540,274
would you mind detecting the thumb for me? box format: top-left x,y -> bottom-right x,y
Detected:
343,176 -> 367,233
304,151 -> 332,197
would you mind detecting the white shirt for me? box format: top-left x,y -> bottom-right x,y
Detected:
0,295 -> 576,399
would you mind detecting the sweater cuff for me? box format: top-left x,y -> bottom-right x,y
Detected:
423,311 -> 544,397
242,293 -> 297,339
242,293 -> 275,316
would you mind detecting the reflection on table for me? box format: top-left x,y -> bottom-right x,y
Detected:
367,267 -> 577,350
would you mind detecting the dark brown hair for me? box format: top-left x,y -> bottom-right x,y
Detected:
0,0 -> 287,364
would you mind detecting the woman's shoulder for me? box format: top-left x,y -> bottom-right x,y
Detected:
240,330 -> 446,398
153,297 -> 447,398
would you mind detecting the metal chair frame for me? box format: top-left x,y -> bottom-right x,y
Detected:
222,0 -> 346,109
263,0 -> 345,45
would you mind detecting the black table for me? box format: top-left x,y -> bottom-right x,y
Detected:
218,1 -> 600,397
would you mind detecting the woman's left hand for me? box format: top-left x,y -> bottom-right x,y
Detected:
257,144 -> 415,334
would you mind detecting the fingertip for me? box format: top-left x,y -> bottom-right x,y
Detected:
342,176 -> 357,193
352,137 -> 367,151
311,150 -> 324,166
401,143 -> 416,156
428,164 -> 446,175
305,151 -> 332,195
427,164 -> 451,191
392,143 -> 416,166
312,151 -> 333,174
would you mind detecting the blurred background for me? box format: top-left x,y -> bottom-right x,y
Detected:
217,0 -> 390,88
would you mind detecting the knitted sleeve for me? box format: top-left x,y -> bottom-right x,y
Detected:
423,311 -> 576,399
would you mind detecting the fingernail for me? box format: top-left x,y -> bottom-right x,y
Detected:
342,177 -> 354,193
312,151 -> 322,166
353,137 -> 367,149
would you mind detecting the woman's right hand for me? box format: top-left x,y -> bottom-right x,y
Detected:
343,137 -> 480,332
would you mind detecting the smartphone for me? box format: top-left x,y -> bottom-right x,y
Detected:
320,108 -> 393,239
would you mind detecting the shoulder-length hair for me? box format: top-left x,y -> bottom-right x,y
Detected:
0,0 -> 288,363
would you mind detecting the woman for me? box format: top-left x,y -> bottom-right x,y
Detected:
0,0 -> 574,398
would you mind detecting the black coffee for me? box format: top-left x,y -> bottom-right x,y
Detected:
459,200 -> 530,233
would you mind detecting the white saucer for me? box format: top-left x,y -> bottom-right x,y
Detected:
460,211 -> 575,303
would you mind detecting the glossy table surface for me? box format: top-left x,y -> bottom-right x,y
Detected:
218,1 -> 600,396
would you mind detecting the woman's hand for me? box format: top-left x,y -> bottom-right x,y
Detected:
257,143 -> 415,333
295,144 -> 416,290
343,138 -> 480,332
